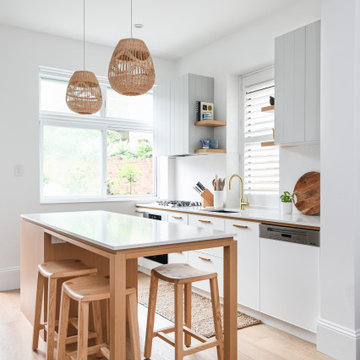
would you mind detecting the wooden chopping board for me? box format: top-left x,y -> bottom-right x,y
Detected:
293,171 -> 320,215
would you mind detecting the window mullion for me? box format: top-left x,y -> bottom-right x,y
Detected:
102,129 -> 107,198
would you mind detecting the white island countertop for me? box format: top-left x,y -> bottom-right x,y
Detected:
21,211 -> 235,251
136,203 -> 320,230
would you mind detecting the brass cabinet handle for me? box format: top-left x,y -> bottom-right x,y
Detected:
135,210 -> 144,214
198,219 -> 211,224
198,256 -> 211,262
233,224 -> 248,229
172,216 -> 183,220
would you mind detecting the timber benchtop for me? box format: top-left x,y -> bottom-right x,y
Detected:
21,211 -> 235,251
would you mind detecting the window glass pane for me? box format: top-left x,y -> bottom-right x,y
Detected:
42,125 -> 102,197
106,130 -> 154,196
106,88 -> 153,122
40,78 -> 73,113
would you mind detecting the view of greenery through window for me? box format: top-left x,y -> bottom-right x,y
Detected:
40,70 -> 155,201
106,130 -> 153,196
43,126 -> 102,197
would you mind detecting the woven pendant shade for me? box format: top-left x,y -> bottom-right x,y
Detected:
66,70 -> 102,114
108,38 -> 155,96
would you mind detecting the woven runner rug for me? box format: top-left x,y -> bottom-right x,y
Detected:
138,273 -> 260,338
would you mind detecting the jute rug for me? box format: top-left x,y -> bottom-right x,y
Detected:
138,273 -> 261,338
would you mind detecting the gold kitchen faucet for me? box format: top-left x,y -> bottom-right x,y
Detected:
228,174 -> 250,210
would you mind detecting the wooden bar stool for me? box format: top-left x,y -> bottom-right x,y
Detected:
32,259 -> 97,360
57,275 -> 141,360
144,263 -> 224,360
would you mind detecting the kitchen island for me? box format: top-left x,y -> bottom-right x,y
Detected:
20,210 -> 237,360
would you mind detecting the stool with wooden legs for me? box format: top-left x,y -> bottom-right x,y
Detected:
32,260 -> 97,360
57,275 -> 141,360
144,263 -> 224,360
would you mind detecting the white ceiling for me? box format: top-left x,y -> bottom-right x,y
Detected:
0,0 -> 300,59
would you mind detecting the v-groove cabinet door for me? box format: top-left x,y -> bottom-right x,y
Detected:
275,20 -> 320,145
153,74 -> 214,156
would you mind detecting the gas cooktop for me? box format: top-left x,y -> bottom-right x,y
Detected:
156,200 -> 202,208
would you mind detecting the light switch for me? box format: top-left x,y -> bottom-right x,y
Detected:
14,165 -> 24,177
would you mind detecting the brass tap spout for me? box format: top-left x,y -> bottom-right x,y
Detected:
228,174 -> 250,211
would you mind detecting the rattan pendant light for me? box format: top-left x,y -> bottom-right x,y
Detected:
66,0 -> 102,114
108,0 -> 155,96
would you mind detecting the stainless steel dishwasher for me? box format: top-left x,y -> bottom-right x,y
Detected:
259,223 -> 320,332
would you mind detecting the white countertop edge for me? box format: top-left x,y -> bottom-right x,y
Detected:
21,213 -> 236,251
136,204 -> 320,229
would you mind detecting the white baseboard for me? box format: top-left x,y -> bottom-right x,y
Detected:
317,318 -> 360,359
0,266 -> 20,291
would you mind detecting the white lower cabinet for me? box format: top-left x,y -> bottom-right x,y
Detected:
188,214 -> 225,258
168,212 -> 189,225
189,251 -> 224,296
225,219 -> 260,310
168,251 -> 189,264
259,238 -> 319,332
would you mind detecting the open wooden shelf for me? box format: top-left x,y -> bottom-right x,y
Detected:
261,105 -> 274,113
194,148 -> 226,154
261,141 -> 275,147
194,120 -> 226,127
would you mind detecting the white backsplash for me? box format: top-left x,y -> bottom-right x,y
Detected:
171,143 -> 320,210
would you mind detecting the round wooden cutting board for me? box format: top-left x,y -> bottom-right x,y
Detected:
293,171 -> 320,215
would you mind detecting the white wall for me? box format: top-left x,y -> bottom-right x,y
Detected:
173,0 -> 321,206
317,0 -> 360,358
0,24 -> 176,290
174,154 -> 226,201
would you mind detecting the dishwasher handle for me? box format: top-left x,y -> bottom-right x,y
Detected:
259,223 -> 319,247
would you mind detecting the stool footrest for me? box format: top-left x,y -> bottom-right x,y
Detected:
183,339 -> 221,356
67,343 -> 107,360
183,326 -> 208,343
153,325 -> 220,355
157,331 -> 175,347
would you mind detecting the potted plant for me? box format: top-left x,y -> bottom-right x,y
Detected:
280,191 -> 293,215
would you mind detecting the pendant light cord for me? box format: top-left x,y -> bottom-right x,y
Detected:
83,0 -> 86,70
130,0 -> 133,38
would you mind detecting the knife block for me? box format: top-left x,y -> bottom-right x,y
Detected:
201,189 -> 214,207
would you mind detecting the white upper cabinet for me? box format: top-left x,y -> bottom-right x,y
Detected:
275,20 -> 320,145
154,74 -> 215,156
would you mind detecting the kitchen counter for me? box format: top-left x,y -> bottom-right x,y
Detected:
20,210 -> 238,359
136,203 -> 320,230
22,210 -> 235,251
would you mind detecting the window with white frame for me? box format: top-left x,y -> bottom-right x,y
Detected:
39,67 -> 156,202
243,79 -> 279,196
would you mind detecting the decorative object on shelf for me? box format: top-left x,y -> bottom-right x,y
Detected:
199,101 -> 214,120
293,171 -> 320,215
270,96 -> 275,106
66,0 -> 102,115
210,139 -> 219,149
280,191 -> 293,215
200,138 -> 211,149
108,0 -> 155,96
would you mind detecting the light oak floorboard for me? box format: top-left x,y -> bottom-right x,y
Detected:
0,290 -> 332,360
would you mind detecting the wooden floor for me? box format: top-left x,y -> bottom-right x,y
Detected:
0,289 -> 332,360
